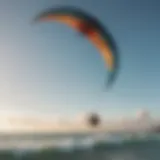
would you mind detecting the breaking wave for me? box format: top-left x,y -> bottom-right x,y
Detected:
0,133 -> 160,160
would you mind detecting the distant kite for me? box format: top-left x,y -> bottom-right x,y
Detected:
34,6 -> 119,88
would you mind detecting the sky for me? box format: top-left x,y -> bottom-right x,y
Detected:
1,0 -> 160,132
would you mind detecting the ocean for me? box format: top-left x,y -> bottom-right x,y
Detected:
0,132 -> 160,160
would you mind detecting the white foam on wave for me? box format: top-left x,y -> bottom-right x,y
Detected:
0,132 -> 160,156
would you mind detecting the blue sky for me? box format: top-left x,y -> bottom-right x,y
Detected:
1,0 -> 160,120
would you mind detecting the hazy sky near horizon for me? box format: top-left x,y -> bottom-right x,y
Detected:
1,0 -> 160,127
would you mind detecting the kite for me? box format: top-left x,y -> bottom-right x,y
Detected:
34,6 -> 119,88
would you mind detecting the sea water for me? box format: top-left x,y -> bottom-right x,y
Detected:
0,132 -> 160,160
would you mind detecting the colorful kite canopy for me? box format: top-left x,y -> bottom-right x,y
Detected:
34,6 -> 119,89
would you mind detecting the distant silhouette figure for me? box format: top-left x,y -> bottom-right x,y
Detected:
152,125 -> 160,133
87,113 -> 101,127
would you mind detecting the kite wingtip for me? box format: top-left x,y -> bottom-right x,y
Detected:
32,16 -> 40,24
31,12 -> 44,25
